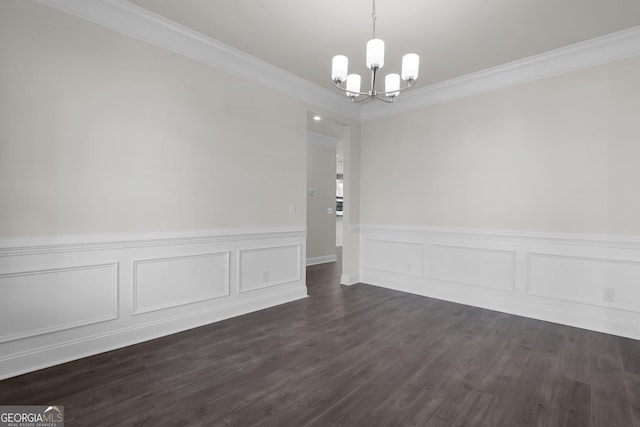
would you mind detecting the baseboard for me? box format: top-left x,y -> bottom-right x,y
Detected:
340,274 -> 360,286
360,225 -> 640,341
0,287 -> 306,381
0,228 -> 307,380
306,255 -> 338,266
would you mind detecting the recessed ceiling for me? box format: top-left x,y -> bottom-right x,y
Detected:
129,0 -> 640,92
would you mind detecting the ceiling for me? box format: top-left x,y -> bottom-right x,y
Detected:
129,0 -> 640,93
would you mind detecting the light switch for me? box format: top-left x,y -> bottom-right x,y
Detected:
289,204 -> 296,216
327,208 -> 334,214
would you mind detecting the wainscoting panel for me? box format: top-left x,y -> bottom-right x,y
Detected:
239,245 -> 301,293
528,253 -> 640,312
431,245 -> 516,292
359,225 -> 640,341
0,228 -> 306,380
363,239 -> 424,277
133,252 -> 230,315
0,263 -> 118,343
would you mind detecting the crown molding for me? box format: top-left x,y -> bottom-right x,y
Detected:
36,1 -> 640,122
362,25 -> 640,120
36,0 -> 361,121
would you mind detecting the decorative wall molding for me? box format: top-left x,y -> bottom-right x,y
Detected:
363,239 -> 424,277
238,245 -> 302,293
362,25 -> 640,120
36,0 -> 360,121
526,253 -> 640,313
431,245 -> 516,293
306,255 -> 338,266
360,225 -> 640,341
0,226 -> 306,256
358,224 -> 640,250
0,263 -> 119,343
0,228 -> 307,380
132,252 -> 230,315
0,285 -> 305,381
36,1 -> 640,122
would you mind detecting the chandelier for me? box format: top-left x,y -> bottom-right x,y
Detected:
331,0 -> 420,103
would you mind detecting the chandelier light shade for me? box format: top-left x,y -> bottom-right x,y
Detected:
331,55 -> 349,83
402,53 -> 420,81
331,0 -> 420,103
366,39 -> 385,69
385,73 -> 400,97
346,74 -> 361,97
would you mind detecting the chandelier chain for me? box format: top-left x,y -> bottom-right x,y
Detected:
372,0 -> 376,38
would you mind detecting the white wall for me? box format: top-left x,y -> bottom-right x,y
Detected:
0,1 -> 307,238
0,1 -> 310,379
306,132 -> 337,264
359,56 -> 640,339
361,57 -> 640,235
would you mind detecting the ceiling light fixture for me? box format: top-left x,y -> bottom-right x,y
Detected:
331,0 -> 419,103
313,115 -> 322,121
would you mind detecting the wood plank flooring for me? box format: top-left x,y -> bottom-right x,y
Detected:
1,255 -> 639,426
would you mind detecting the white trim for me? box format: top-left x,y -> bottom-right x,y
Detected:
0,226 -> 306,256
36,1 -> 640,122
363,279 -> 640,341
359,225 -> 640,340
238,245 -> 303,293
132,252 -> 231,315
362,25 -> 640,120
36,0 -> 360,121
0,263 -> 119,343
306,255 -> 338,266
0,227 -> 307,380
358,224 -> 640,250
430,245 -> 517,293
0,286 -> 307,381
340,274 -> 360,286
525,252 -> 640,314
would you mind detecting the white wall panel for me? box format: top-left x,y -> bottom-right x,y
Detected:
360,225 -> 640,341
0,228 -> 306,380
431,245 -> 516,292
528,253 -> 640,312
239,245 -> 301,293
133,252 -> 229,315
363,239 -> 424,277
0,263 -> 118,342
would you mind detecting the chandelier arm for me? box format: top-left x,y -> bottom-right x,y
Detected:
331,80 -> 371,97
330,0 -> 420,104
374,94 -> 395,103
349,95 -> 372,103
375,78 -> 418,97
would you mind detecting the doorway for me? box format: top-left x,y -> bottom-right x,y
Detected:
306,112 -> 345,275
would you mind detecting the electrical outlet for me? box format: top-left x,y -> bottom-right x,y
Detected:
262,271 -> 269,283
602,287 -> 615,302
289,204 -> 296,216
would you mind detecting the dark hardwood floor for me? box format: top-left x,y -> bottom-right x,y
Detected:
1,251 -> 640,426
